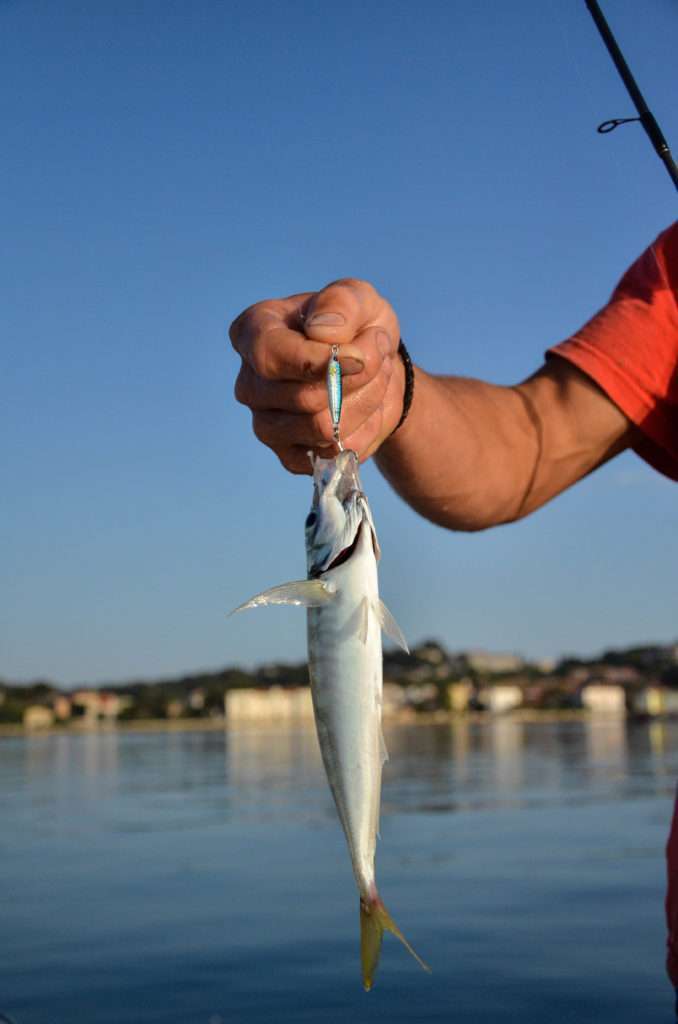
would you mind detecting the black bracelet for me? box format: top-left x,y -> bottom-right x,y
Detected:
391,339 -> 414,435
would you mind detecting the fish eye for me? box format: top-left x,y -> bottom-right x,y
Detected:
305,511 -> 317,529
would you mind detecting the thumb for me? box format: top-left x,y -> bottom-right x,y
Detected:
303,278 -> 385,346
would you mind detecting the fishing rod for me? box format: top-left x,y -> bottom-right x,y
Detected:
585,0 -> 678,192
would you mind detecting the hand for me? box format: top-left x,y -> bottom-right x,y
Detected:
230,279 -> 404,473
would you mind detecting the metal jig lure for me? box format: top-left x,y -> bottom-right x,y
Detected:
327,345 -> 344,451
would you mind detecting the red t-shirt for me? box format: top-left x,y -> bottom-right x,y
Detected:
548,221 -> 678,480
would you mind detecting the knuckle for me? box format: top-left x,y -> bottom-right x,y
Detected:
331,276 -> 370,294
249,338 -> 275,380
339,278 -> 381,306
228,315 -> 244,346
356,338 -> 383,379
299,358 -> 323,381
229,300 -> 275,345
233,370 -> 250,406
278,448 -> 306,475
228,303 -> 255,344
251,412 -> 273,445
296,385 -> 325,414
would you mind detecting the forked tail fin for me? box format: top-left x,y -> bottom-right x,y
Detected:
359,896 -> 431,991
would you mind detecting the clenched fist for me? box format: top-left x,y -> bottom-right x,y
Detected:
229,279 -> 405,473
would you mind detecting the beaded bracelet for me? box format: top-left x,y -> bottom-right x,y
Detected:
391,339 -> 414,435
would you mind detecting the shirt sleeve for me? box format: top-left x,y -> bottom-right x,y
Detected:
547,221 -> 678,481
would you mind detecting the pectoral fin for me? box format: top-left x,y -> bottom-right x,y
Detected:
373,599 -> 409,654
229,579 -> 336,615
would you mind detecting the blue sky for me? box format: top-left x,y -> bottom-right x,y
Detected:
2,1 -> 676,685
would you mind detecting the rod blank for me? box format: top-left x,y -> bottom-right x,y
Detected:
585,0 -> 678,191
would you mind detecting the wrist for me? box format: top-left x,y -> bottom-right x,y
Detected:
381,347 -> 406,438
388,340 -> 415,438
376,351 -> 420,456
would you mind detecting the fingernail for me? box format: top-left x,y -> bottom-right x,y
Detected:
307,312 -> 345,327
340,357 -> 364,375
376,329 -> 391,357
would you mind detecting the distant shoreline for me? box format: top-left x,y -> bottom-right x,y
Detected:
0,707 -> 640,740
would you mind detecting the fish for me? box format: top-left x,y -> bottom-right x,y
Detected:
232,448 -> 430,989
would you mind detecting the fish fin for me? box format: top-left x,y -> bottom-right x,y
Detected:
345,596 -> 370,643
360,895 -> 431,991
379,725 -> 389,765
229,579 -> 336,615
374,599 -> 409,654
359,597 -> 370,645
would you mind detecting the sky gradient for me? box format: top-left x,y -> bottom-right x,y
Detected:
3,1 -> 677,685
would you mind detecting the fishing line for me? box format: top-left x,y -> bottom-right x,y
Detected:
585,0 -> 678,191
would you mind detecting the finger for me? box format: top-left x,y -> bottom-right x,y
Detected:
276,445 -> 316,476
267,404 -> 388,474
249,353 -> 393,449
234,365 -> 328,414
234,324 -> 390,414
230,293 -> 369,381
229,293 -> 312,347
302,278 -> 400,353
339,324 -> 391,395
234,317 -> 366,383
333,354 -> 393,438
282,408 -> 385,468
342,407 -> 386,462
252,406 -> 337,449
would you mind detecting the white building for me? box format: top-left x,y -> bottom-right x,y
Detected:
23,705 -> 55,730
71,690 -> 132,723
581,684 -> 626,715
477,684 -> 523,714
225,686 -> 313,721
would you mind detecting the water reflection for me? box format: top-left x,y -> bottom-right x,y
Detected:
1,718 -> 676,830
585,715 -> 627,782
0,718 -> 674,1024
221,716 -> 678,821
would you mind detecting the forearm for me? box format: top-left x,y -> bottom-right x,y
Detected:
230,279 -> 636,514
375,359 -> 635,531
375,368 -> 538,530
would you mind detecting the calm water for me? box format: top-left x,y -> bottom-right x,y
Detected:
1,718 -> 677,1023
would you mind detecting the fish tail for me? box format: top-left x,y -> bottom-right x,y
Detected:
359,894 -> 431,991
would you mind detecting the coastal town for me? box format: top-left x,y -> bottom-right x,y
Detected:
2,639 -> 678,731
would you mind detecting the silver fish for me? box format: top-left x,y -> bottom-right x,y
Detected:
233,449 -> 429,989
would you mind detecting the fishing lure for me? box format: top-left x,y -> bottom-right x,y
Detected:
327,345 -> 344,451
